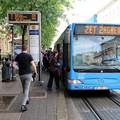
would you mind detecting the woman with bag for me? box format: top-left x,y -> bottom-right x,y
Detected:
55,52 -> 63,86
47,51 -> 60,90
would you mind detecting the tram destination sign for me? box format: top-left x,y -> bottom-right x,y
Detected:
7,11 -> 40,24
75,24 -> 120,36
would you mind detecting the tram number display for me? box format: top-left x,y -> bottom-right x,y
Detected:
75,24 -> 120,35
7,11 -> 40,24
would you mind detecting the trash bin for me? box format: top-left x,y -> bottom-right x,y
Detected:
2,58 -> 12,82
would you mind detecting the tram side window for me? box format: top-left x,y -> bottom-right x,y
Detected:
63,43 -> 70,71
117,46 -> 120,55
68,43 -> 70,69
63,30 -> 70,71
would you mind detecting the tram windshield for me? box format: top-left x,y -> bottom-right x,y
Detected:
73,35 -> 120,71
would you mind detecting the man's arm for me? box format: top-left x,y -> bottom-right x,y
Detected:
31,60 -> 37,74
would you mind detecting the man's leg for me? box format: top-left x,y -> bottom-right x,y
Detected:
21,78 -> 25,93
20,74 -> 32,111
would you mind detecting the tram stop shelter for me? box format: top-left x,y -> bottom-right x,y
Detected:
7,11 -> 41,80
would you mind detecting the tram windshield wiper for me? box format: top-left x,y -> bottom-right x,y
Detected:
74,66 -> 120,72
111,66 -> 120,71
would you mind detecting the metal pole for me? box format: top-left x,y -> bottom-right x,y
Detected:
39,13 -> 41,82
11,25 -> 14,80
39,23 -> 41,81
0,49 -> 1,64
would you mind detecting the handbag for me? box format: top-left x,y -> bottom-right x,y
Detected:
55,67 -> 61,77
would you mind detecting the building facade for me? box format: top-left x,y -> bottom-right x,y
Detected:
97,0 -> 120,24
0,26 -> 11,58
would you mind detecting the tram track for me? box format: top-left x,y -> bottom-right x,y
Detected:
108,91 -> 120,108
67,91 -> 120,120
104,91 -> 120,108
83,95 -> 120,120
81,97 -> 103,120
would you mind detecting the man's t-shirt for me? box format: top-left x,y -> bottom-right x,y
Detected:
15,53 -> 33,75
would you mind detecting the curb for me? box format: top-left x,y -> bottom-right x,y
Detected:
57,92 -> 68,120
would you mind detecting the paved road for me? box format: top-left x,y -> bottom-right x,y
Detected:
0,69 -> 67,120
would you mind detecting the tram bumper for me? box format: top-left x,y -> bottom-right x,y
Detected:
67,82 -> 120,90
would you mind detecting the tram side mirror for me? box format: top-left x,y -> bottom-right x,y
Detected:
64,29 -> 70,44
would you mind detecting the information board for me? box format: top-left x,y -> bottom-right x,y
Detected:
75,24 -> 120,35
7,11 -> 40,24
29,25 -> 40,63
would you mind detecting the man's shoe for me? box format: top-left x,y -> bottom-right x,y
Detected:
21,105 -> 27,112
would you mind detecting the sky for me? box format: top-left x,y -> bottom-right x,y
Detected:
51,0 -> 113,48
64,0 -> 113,23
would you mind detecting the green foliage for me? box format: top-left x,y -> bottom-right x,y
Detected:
0,0 -> 71,48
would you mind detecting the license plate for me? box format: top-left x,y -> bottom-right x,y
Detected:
95,86 -> 108,90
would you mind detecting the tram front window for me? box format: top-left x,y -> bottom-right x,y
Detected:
73,35 -> 120,72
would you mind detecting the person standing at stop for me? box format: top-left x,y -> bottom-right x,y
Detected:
13,45 -> 37,112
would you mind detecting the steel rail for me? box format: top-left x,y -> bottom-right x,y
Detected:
82,97 -> 103,120
109,96 -> 120,107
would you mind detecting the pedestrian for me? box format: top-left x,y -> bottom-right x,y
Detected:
43,52 -> 49,71
47,51 -> 60,90
55,52 -> 63,85
13,45 -> 37,112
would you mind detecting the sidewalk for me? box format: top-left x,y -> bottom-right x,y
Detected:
0,70 -> 67,120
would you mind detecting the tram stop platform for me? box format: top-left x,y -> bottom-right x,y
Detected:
0,67 -> 67,120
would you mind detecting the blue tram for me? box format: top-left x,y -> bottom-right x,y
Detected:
54,23 -> 120,90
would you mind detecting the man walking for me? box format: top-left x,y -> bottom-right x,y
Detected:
13,45 -> 37,112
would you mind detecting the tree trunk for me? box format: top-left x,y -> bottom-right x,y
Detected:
21,25 -> 27,51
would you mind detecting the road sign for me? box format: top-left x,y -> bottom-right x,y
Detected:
7,11 -> 40,24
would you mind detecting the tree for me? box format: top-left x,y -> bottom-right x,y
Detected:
0,0 -> 71,48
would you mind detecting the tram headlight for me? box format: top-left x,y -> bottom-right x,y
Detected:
68,80 -> 81,84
